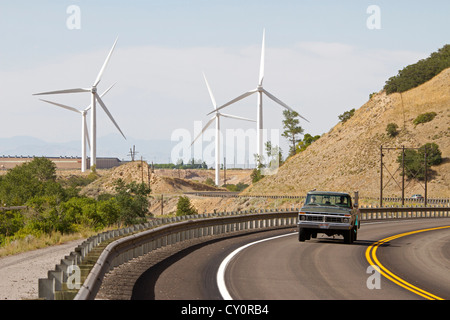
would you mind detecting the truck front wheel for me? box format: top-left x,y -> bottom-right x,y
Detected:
343,229 -> 353,244
299,228 -> 309,242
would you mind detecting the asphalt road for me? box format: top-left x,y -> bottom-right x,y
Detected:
132,219 -> 450,300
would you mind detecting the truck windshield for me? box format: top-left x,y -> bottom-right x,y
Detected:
305,194 -> 352,208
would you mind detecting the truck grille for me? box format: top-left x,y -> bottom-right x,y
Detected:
301,214 -> 345,223
305,215 -> 324,222
326,216 -> 343,223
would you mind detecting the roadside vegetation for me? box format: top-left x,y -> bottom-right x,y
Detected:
413,112 -> 437,126
176,196 -> 198,216
397,143 -> 443,181
0,158 -> 151,255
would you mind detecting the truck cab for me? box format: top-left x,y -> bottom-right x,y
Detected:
298,191 -> 360,243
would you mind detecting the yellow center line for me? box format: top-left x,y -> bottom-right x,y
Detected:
365,226 -> 450,300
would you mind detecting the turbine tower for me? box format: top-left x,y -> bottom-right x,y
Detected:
38,84 -> 116,172
192,73 -> 255,186
208,29 -> 309,160
33,37 -> 126,168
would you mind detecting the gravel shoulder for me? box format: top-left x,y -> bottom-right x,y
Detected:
0,239 -> 85,300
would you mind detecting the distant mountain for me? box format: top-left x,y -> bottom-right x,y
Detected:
0,134 -> 177,163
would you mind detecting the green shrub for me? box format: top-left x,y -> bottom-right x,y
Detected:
114,179 -> 151,225
386,123 -> 399,137
338,109 -> 355,123
397,143 -> 442,180
413,112 -> 437,125
420,143 -> 442,166
250,169 -> 263,183
204,177 -> 215,186
296,133 -> 321,153
225,183 -> 249,192
176,196 -> 198,216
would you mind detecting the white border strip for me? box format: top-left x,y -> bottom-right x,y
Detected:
217,232 -> 297,300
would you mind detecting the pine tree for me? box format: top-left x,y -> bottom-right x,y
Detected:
282,110 -> 304,157
176,196 -> 198,216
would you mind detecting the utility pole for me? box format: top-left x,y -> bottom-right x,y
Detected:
380,145 -> 383,207
401,146 -> 405,206
380,145 -> 429,207
147,162 -> 153,188
424,146 -> 428,207
128,145 -> 138,162
224,157 -> 227,187
141,156 -> 144,184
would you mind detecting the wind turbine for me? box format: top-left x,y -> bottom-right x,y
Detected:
192,73 -> 255,186
38,84 -> 116,172
33,37 -> 126,168
208,29 -> 309,161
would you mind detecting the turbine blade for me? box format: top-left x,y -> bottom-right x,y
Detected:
95,94 -> 127,140
220,113 -> 255,122
191,116 -> 216,146
39,99 -> 81,114
100,83 -> 116,98
207,89 -> 257,115
202,72 -> 217,109
93,37 -> 118,87
262,89 -> 310,123
33,88 -> 90,96
259,28 -> 266,86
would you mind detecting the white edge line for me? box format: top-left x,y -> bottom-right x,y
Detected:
216,232 -> 297,300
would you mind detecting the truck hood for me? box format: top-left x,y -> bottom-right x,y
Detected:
300,205 -> 352,215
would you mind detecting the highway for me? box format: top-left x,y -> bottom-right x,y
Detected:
131,219 -> 450,300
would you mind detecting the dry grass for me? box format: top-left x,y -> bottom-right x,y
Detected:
0,229 -> 93,258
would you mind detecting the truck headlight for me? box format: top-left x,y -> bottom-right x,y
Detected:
343,218 -> 349,223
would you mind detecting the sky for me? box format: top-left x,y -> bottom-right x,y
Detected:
0,0 -> 449,165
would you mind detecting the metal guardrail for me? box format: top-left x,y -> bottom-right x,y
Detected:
360,205 -> 450,220
38,205 -> 450,300
186,192 -> 450,204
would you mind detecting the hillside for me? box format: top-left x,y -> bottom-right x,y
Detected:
243,68 -> 450,199
79,162 -> 224,197
79,161 -> 253,198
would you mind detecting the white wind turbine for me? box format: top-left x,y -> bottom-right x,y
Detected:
38,84 -> 116,172
208,29 -> 309,161
192,73 -> 255,186
33,37 -> 126,168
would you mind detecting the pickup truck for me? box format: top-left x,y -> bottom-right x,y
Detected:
298,191 -> 360,244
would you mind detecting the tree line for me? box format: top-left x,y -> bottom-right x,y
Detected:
0,158 -> 151,247
384,44 -> 450,94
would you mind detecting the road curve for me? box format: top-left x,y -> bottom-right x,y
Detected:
132,219 -> 450,300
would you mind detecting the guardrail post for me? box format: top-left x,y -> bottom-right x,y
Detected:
38,278 -> 55,300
